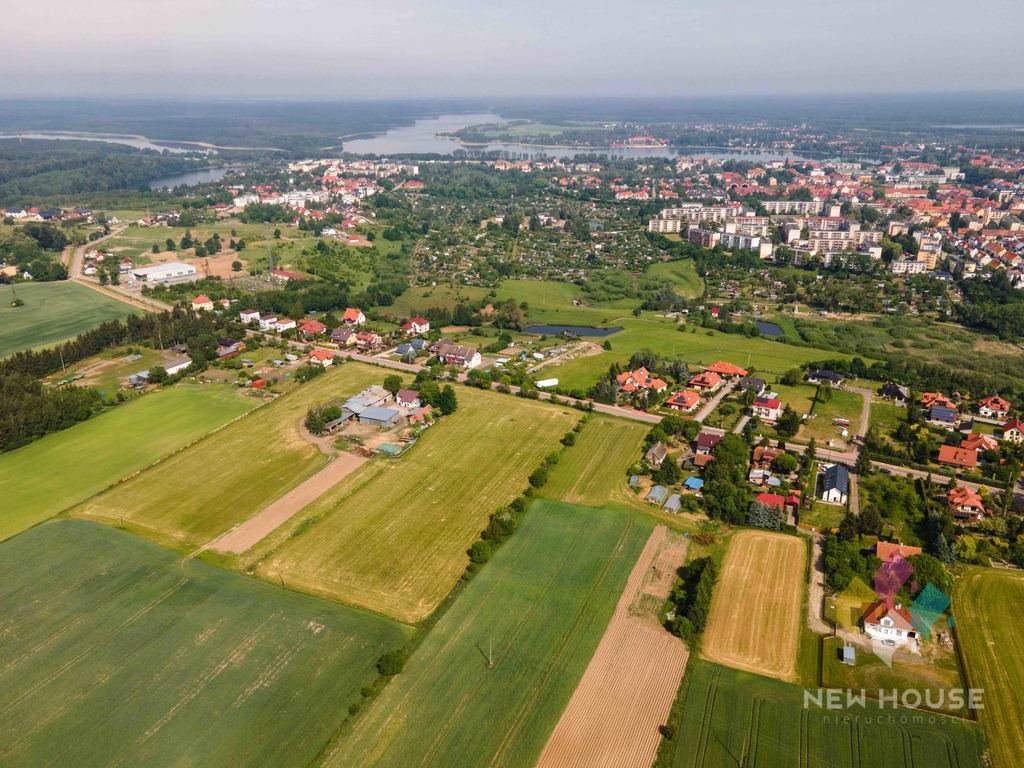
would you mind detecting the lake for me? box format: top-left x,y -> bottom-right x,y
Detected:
755,321 -> 784,337
149,167 -> 230,189
342,114 -> 811,161
524,324 -> 624,337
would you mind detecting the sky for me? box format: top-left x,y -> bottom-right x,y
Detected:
3,0 -> 1023,98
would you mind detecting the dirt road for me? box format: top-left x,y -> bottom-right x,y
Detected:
536,526 -> 689,768
208,452 -> 367,554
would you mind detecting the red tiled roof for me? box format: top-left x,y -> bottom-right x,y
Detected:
937,444 -> 978,469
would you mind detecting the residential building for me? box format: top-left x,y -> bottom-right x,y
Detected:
342,307 -> 366,326
751,396 -> 783,422
819,463 -> 850,504
396,389 -> 421,409
664,389 -> 701,413
616,367 -> 668,394
298,319 -> 327,338
645,442 -> 668,468
947,486 -> 988,523
706,361 -> 749,378
978,395 -> 1011,419
190,294 -> 214,311
432,341 -> 482,369
1002,418 -> 1024,444
400,316 -> 430,336
688,371 -> 722,393
863,601 -> 918,647
937,444 -> 978,470
239,309 -> 261,325
309,349 -> 334,367
695,431 -> 722,455
806,369 -> 844,386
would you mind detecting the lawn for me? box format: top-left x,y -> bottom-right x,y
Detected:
800,501 -> 846,531
496,279 -> 638,326
645,259 -> 704,299
954,567 -> 1024,768
251,387 -> 579,622
540,415 -> 649,509
0,519 -> 407,768
545,314 -> 853,394
381,283 -> 489,316
71,362 -> 387,551
870,399 -> 907,442
797,387 -> 864,444
326,501 -> 653,768
0,383 -> 257,542
0,281 -> 136,358
666,660 -> 986,768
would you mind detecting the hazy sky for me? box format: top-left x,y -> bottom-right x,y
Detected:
3,0 -> 1022,98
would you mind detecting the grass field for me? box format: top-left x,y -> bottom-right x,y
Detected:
495,279 -> 638,326
251,387 -> 578,622
702,530 -> 807,682
0,519 -> 407,768
71,362 -> 387,550
954,568 -> 1024,768
798,388 -> 864,443
667,660 -> 986,768
327,501 -> 653,768
645,259 -> 704,299
0,384 -> 257,542
0,281 -> 136,358
545,314 -> 853,393
381,284 -> 490,315
540,415 -> 649,508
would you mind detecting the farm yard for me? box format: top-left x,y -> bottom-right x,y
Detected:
326,501 -> 653,768
666,661 -> 986,768
0,520 -> 408,768
251,387 -> 578,622
536,525 -> 689,768
0,281 -> 136,358
701,530 -> 807,682
0,384 -> 257,542
954,568 -> 1024,768
71,362 -> 387,550
540,415 -> 649,509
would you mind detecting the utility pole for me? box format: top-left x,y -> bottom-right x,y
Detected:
487,636 -> 494,670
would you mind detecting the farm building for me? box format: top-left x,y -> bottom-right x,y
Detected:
358,407 -> 402,428
164,356 -> 193,377
645,485 -> 668,505
683,476 -> 704,492
819,463 -> 849,504
131,262 -> 198,284
662,494 -> 682,513
343,386 -> 392,417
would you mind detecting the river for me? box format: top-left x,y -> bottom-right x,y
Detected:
342,113 -> 811,161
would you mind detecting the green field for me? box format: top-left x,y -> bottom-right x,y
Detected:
666,660 -> 986,768
0,519 -> 407,768
495,279 -> 637,326
798,388 -> 864,443
0,281 -> 136,358
328,501 -> 653,768
540,415 -> 648,509
71,362 -> 387,550
252,387 -> 578,622
380,283 -> 489,316
546,314 -> 849,394
645,259 -> 705,299
954,568 -> 1024,768
0,384 -> 257,542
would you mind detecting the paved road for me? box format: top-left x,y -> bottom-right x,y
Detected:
849,385 -> 873,439
692,380 -> 737,423
869,460 -> 1005,494
64,225 -> 173,313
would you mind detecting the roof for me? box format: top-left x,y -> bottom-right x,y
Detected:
863,600 -> 915,631
937,444 -> 978,468
359,406 -> 401,423
1003,418 -> 1024,433
948,486 -> 986,512
662,494 -> 682,511
342,307 -> 364,321
753,396 -> 781,409
645,485 -> 668,503
645,442 -> 668,462
979,394 -> 1010,410
706,361 -> 749,377
665,389 -> 701,408
875,541 -> 924,562
192,294 -> 211,304
689,371 -> 722,388
754,492 -> 786,509
930,406 -> 959,422
808,369 -> 844,383
683,477 -> 704,490
822,464 -> 850,494
696,431 -> 723,449
739,376 -> 766,391
309,349 -> 333,362
396,388 -> 420,402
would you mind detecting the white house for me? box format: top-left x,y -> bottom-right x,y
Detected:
819,463 -> 850,504
258,313 -> 278,331
395,388 -> 421,409
863,601 -> 917,647
191,294 -> 214,312
239,309 -> 261,325
751,396 -> 782,422
401,316 -> 430,336
309,349 -> 334,367
164,356 -> 193,376
342,307 -> 366,326
274,318 -> 297,332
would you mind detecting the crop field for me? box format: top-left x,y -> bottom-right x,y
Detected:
645,259 -> 704,299
0,281 -> 136,357
326,501 -> 653,768
545,314 -> 853,394
252,388 -> 578,622
536,525 -> 689,768
702,530 -> 807,682
71,362 -> 386,550
540,415 -> 649,509
0,519 -> 408,768
954,568 -> 1024,768
0,384 -> 257,542
667,660 -> 986,768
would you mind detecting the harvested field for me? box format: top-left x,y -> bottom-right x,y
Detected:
252,388 -> 577,622
536,525 -> 689,768
0,519 -> 408,768
326,501 -> 653,768
209,452 -> 367,554
701,530 -> 806,682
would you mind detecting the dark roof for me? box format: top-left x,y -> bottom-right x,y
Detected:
696,431 -> 723,449
880,382 -> 908,399
822,464 -> 849,495
808,369 -> 844,383
930,406 -> 959,422
738,376 -> 766,392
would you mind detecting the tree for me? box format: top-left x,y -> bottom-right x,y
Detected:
231,260 -> 243,273
776,405 -> 801,438
148,366 -> 169,384
151,243 -> 159,254
438,384 -> 458,415
781,368 -> 802,386
838,510 -> 859,541
908,553 -> 952,594
816,382 -> 832,403
654,457 -> 681,485
859,505 -> 883,536
383,374 -> 403,396
773,453 -> 799,474
953,535 -> 978,564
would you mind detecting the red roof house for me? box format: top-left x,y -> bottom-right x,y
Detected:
937,444 -> 978,470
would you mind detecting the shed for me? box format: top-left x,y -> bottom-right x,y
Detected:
840,645 -> 856,666
645,485 -> 668,505
358,406 -> 401,428
662,494 -> 682,514
683,477 -> 704,491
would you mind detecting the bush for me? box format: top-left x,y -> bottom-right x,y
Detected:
377,648 -> 409,676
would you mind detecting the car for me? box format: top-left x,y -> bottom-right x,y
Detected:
881,639 -> 896,647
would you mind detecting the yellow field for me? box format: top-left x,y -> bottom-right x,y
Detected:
702,530 -> 807,681
251,388 -> 579,623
